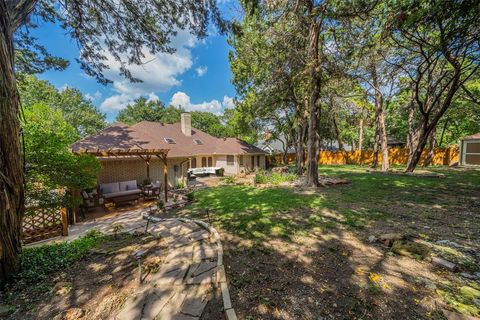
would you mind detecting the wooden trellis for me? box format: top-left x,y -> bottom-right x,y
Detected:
22,206 -> 68,244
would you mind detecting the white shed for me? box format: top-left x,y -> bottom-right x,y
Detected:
460,133 -> 480,166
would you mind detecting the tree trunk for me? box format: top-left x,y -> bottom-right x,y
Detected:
406,92 -> 417,164
282,140 -> 289,165
406,127 -> 429,172
296,116 -> 306,175
438,117 -> 449,147
332,112 -> 344,151
423,127 -> 436,167
371,126 -> 379,168
0,4 -> 26,282
371,61 -> 389,171
305,19 -> 321,187
406,60 -> 461,172
358,118 -> 363,152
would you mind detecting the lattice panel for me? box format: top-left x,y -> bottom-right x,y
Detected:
23,206 -> 67,244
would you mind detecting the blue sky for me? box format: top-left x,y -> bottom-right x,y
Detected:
29,2 -> 239,122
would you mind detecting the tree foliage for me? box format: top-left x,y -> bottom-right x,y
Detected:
229,0 -> 479,175
17,74 -> 107,137
22,103 -> 101,206
1,0 -> 226,281
116,97 -> 236,138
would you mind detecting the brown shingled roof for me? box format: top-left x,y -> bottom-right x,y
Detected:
462,133 -> 480,140
71,121 -> 266,157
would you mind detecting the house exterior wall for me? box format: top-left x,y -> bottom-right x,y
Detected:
214,155 -> 238,174
98,157 -> 189,187
215,154 -> 266,174
97,153 -> 266,185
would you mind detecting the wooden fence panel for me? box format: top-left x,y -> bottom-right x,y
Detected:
267,147 -> 459,167
23,206 -> 68,244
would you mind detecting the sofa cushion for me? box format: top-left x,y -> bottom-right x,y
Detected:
100,182 -> 120,194
103,189 -> 141,199
119,180 -> 138,191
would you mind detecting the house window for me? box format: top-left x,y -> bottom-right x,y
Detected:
194,139 -> 203,145
239,155 -> 244,166
208,157 -> 213,166
257,155 -> 260,167
164,137 -> 176,144
227,155 -> 234,166
191,158 -> 197,168
201,157 -> 207,167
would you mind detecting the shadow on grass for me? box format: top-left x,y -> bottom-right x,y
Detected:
170,165 -> 480,319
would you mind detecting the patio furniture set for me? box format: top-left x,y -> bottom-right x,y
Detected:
81,180 -> 162,213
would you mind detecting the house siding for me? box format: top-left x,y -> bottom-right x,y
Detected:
97,153 -> 266,185
98,157 -> 188,187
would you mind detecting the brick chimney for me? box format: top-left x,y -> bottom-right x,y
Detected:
181,113 -> 191,136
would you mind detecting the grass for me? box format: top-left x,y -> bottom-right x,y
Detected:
17,229 -> 107,284
183,165 -> 480,318
188,164 -> 480,240
191,185 -> 323,239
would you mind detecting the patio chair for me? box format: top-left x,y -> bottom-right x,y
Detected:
143,181 -> 161,200
81,190 -> 104,215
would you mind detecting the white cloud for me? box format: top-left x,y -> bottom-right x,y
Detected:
222,96 -> 235,109
99,94 -> 134,111
195,66 -> 208,77
147,93 -> 160,102
85,90 -> 102,102
99,29 -> 198,112
169,91 -> 234,115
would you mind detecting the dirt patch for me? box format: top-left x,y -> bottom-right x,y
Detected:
174,166 -> 480,319
222,227 -> 450,320
0,234 -> 168,320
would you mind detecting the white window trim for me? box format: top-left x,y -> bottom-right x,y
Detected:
462,140 -> 480,165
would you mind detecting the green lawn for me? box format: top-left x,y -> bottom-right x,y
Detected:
187,165 -> 480,241
181,165 -> 480,319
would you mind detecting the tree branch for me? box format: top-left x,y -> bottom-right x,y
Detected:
11,0 -> 37,32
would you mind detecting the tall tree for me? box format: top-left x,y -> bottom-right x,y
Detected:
116,97 -> 166,124
1,0 -> 225,282
22,103 -> 100,206
229,1 -> 309,173
386,0 -> 480,172
17,74 -> 107,137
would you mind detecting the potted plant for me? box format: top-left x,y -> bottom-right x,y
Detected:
156,199 -> 164,211
143,177 -> 152,186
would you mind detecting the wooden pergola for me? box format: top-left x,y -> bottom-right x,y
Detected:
73,148 -> 170,201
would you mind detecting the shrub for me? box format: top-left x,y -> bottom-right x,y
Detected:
18,229 -> 105,283
176,180 -> 185,189
143,177 -> 152,186
220,175 -> 236,184
186,192 -> 195,201
255,170 -> 297,185
254,170 -> 268,184
156,199 -> 164,209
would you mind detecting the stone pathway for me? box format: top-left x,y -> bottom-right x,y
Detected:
30,208 -> 236,319
114,217 -> 236,320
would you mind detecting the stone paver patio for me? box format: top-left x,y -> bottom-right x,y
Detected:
56,209 -> 236,320
116,217 -> 235,319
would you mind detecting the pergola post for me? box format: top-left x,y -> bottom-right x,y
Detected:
73,148 -> 170,202
138,155 -> 152,180
156,154 -> 168,202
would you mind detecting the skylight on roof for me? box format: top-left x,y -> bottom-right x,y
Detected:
194,139 -> 203,145
164,137 -> 176,144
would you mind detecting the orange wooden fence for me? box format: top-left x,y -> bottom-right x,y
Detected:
23,206 -> 68,244
268,147 -> 459,166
